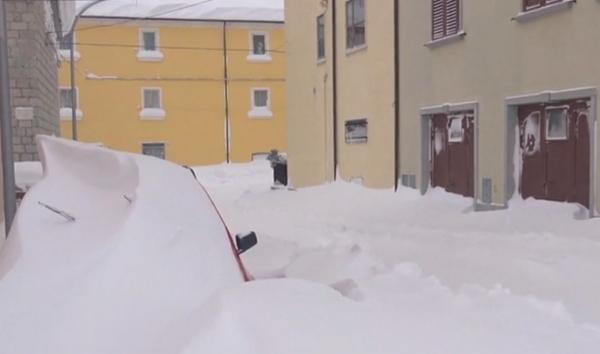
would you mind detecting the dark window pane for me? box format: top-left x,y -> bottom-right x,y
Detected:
317,15 -> 325,59
254,90 -> 268,107
345,119 -> 368,144
142,143 -> 165,159
144,89 -> 161,109
253,34 -> 266,55
60,32 -> 73,50
143,32 -> 156,51
60,89 -> 76,109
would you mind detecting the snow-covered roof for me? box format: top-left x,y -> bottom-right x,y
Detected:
79,0 -> 284,23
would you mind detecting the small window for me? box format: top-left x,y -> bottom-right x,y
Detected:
523,0 -> 563,12
141,30 -> 158,51
346,0 -> 366,49
432,0 -> 460,41
252,33 -> 267,56
253,89 -> 269,109
317,15 -> 326,60
546,108 -> 568,140
143,88 -> 162,109
60,88 -> 77,109
447,115 -> 464,143
345,119 -> 368,144
60,32 -> 74,51
142,143 -> 166,160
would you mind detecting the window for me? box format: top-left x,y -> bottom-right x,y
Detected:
447,115 -> 464,143
432,0 -> 460,41
142,143 -> 166,160
523,0 -> 563,12
59,32 -> 80,61
546,107 -> 568,140
345,119 -> 368,144
59,87 -> 82,119
60,32 -> 73,51
140,88 -> 165,119
317,15 -> 326,60
346,0 -> 366,49
248,32 -> 271,62
138,29 -> 163,61
249,88 -> 272,118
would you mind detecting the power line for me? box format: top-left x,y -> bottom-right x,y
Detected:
75,0 -> 217,33
72,41 -> 286,53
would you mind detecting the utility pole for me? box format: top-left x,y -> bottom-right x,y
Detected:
68,0 -> 107,141
0,0 -> 16,237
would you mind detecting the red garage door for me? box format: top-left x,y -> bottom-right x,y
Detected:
518,99 -> 590,208
431,112 -> 475,197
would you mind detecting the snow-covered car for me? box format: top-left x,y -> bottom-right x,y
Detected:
0,136 -> 257,352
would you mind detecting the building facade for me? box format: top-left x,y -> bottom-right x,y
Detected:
287,0 -> 600,215
7,0 -> 72,161
285,0 -> 396,188
58,4 -> 287,166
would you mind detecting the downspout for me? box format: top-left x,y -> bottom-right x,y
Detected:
222,21 -> 231,163
0,0 -> 16,236
393,0 -> 400,190
331,0 -> 338,180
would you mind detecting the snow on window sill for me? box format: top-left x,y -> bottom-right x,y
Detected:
425,31 -> 467,49
246,54 -> 272,63
60,108 -> 83,120
345,44 -> 367,56
137,50 -> 164,62
317,57 -> 326,65
512,0 -> 575,22
248,108 -> 273,119
59,49 -> 80,61
139,108 -> 166,120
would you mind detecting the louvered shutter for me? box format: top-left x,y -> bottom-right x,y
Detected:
444,0 -> 459,37
432,0 -> 445,40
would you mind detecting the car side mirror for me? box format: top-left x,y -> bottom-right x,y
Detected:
235,232 -> 257,255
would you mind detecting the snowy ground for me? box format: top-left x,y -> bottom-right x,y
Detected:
195,161 -> 600,353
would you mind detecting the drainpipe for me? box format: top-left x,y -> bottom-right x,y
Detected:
331,0 -> 338,180
68,0 -> 107,141
393,0 -> 400,190
0,0 -> 16,236
222,21 -> 231,163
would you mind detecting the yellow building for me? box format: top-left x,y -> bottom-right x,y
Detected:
58,1 -> 286,166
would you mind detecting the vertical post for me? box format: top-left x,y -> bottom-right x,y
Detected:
393,0 -> 400,191
331,0 -> 338,180
222,21 -> 231,163
0,0 -> 16,236
69,33 -> 77,140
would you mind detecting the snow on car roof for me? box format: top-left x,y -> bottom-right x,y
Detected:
80,0 -> 284,22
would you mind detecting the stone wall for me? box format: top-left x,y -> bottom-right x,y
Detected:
6,0 -> 61,161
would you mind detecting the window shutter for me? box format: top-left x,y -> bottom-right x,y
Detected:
444,0 -> 459,37
432,0 -> 445,40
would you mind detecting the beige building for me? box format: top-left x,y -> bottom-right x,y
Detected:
287,0 -> 600,215
285,0 -> 396,189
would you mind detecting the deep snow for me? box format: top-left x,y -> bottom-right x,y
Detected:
194,161 -> 600,353
1,139 -> 599,353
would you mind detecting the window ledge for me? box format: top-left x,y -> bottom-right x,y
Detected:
345,44 -> 367,56
59,50 -> 80,61
247,54 -> 272,63
317,57 -> 326,65
137,50 -> 164,62
60,108 -> 83,120
139,108 -> 166,120
248,108 -> 273,119
425,31 -> 466,48
512,0 -> 575,22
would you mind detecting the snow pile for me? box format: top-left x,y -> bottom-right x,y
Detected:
195,161 -> 600,353
15,161 -> 43,192
0,137 -> 243,354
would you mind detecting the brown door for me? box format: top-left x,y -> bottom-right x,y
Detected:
519,99 -> 590,208
430,112 -> 474,197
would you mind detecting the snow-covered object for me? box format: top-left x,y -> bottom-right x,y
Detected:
80,0 -> 284,22
15,161 -> 43,192
521,111 -> 541,156
0,136 -> 244,354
